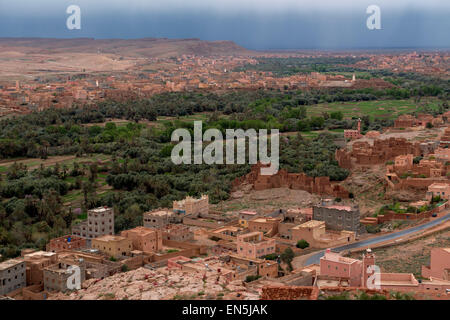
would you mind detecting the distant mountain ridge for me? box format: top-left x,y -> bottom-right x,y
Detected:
0,37 -> 256,57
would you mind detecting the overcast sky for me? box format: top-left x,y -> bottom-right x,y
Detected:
0,0 -> 449,49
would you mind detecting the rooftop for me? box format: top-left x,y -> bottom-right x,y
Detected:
321,250 -> 360,265
94,235 -> 128,242
293,220 -> 325,229
0,259 -> 23,271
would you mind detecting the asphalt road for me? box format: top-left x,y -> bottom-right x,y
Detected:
305,212 -> 450,265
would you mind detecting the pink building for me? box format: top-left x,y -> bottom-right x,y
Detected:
422,248 -> 450,281
236,232 -> 276,259
344,119 -> 362,140
319,249 -> 363,286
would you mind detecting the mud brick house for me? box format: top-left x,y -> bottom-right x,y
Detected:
426,183 -> 450,201
162,224 -> 193,242
173,194 -> 209,215
233,163 -> 349,198
91,235 -> 133,259
236,232 -> 276,259
312,201 -> 361,233
290,220 -> 356,249
247,217 -> 281,237
0,259 -> 26,295
336,137 -> 435,169
143,209 -> 176,228
120,227 -> 163,253
21,250 -> 58,286
46,235 -> 86,253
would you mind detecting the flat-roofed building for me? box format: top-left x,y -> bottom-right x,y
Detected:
0,259 -> 26,295
422,248 -> 450,281
291,220 -> 355,249
91,235 -> 132,259
236,232 -> 276,259
46,235 -> 86,253
72,207 -> 114,244
43,258 -> 86,293
173,194 -> 209,215
143,209 -> 174,228
320,249 -> 363,287
238,210 -> 258,228
120,226 -> 162,253
426,183 -> 450,201
313,203 -> 361,233
163,224 -> 193,242
248,217 -> 280,236
22,250 -> 58,286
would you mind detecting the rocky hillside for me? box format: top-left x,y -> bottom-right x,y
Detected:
48,267 -> 259,300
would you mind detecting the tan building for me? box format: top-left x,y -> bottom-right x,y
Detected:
120,227 -> 163,253
173,194 -> 209,215
291,220 -> 355,249
236,232 -> 276,259
91,235 -> 133,259
143,209 -> 174,228
22,250 -> 58,286
426,183 -> 450,201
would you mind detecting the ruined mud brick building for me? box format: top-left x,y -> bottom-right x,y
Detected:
0,259 -> 26,295
336,137 -> 438,169
72,206 -> 114,245
394,114 -> 416,128
232,163 -> 349,198
385,154 -> 450,191
312,202 -> 361,233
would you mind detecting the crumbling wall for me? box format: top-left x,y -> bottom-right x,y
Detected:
233,163 -> 349,198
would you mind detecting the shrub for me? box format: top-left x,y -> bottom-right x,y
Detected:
296,239 -> 310,249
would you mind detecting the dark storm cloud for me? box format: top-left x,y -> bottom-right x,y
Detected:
0,0 -> 448,49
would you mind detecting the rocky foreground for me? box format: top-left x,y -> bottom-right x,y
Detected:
48,267 -> 259,300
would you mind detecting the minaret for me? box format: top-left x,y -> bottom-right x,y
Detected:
362,248 -> 376,288
352,74 -> 356,82
357,118 -> 361,134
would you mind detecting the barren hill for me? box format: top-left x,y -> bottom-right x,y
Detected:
0,37 -> 256,79
0,37 -> 255,58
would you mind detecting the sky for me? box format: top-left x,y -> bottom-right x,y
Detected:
0,0 -> 449,49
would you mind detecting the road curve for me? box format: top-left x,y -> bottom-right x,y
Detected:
305,212 -> 450,266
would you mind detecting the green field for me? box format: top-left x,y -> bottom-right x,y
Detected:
306,99 -> 440,120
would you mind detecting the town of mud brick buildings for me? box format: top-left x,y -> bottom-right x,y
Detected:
1,112 -> 450,300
